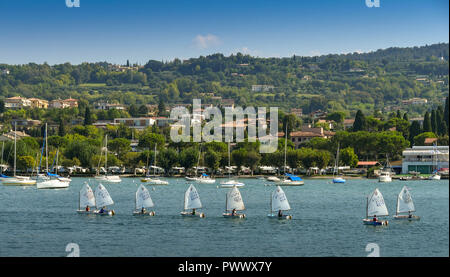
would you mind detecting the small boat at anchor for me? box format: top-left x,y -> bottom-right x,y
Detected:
133,184 -> 155,216
141,144 -> 168,185
267,186 -> 292,220
363,188 -> 389,226
223,185 -> 246,218
220,141 -> 244,188
332,143 -> 346,184
393,186 -> 420,220
180,184 -> 205,218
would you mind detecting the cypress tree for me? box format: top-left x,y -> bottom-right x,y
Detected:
444,96 -> 449,127
423,111 -> 432,132
436,106 -> 445,136
84,106 -> 92,126
396,110 -> 402,118
403,112 -> 409,122
409,120 -> 421,145
58,119 -> 66,137
353,110 -> 366,131
431,110 -> 437,134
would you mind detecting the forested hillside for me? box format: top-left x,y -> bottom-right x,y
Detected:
1,43 -> 448,117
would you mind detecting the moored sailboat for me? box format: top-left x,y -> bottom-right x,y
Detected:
223,185 -> 246,218
36,123 -> 69,189
220,141 -> 244,188
275,126 -> 304,186
363,188 -> 389,226
2,122 -> 36,186
428,143 -> 441,180
378,155 -> 392,183
95,135 -> 121,183
141,144 -> 168,185
332,143 -> 346,183
133,184 -> 155,216
180,184 -> 205,218
393,186 -> 420,220
267,186 -> 292,220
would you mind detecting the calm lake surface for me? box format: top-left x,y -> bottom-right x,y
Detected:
0,177 -> 448,257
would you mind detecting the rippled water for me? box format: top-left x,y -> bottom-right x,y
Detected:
0,177 -> 448,257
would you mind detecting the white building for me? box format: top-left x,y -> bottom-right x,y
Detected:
113,117 -> 155,130
402,146 -> 449,174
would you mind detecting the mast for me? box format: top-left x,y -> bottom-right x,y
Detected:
154,144 -> 157,176
366,196 -> 368,218
55,149 -> 59,175
334,142 -> 340,176
228,140 -> 231,179
284,124 -> 287,173
13,122 -> 16,177
145,148 -> 150,177
1,140 -> 4,165
105,135 -> 108,176
45,123 -> 48,173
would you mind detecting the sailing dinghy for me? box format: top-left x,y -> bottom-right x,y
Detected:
133,184 -> 155,216
223,185 -> 246,218
393,186 -> 420,220
77,183 -> 97,214
363,188 -> 389,226
180,184 -> 205,218
267,186 -> 292,220
94,184 -> 115,216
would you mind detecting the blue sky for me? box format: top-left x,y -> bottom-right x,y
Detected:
0,0 -> 448,65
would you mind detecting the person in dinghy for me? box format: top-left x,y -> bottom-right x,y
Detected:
393,186 -> 420,220
363,188 -> 389,226
223,186 -> 246,219
268,186 -> 292,220
180,184 -> 205,218
93,184 -> 115,216
133,185 -> 156,216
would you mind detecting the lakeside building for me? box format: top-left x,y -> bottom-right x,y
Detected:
114,117 -> 155,130
401,98 -> 428,105
49,98 -> 78,109
11,119 -> 41,129
290,127 -> 335,148
290,108 -> 303,118
4,96 -> 31,109
28,98 -> 49,109
94,102 -> 127,111
251,85 -> 275,92
402,146 -> 449,174
343,119 -> 355,129
0,130 -> 30,141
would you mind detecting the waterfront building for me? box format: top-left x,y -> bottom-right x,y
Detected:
402,146 -> 449,174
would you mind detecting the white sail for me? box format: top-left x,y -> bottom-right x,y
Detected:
226,186 -> 245,211
136,184 -> 154,209
397,186 -> 415,214
271,186 -> 291,212
80,184 -> 96,208
184,184 -> 202,210
95,184 -> 114,208
367,188 -> 389,217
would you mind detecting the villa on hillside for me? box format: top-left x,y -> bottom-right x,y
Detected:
49,98 -> 78,109
4,96 -> 31,109
289,127 -> 335,148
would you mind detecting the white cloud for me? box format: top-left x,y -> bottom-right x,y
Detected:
233,47 -> 261,56
193,34 -> 221,49
309,50 -> 321,57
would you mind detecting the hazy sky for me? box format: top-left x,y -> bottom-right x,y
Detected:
0,0 -> 448,65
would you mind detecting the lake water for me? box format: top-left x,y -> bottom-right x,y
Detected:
0,177 -> 448,257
